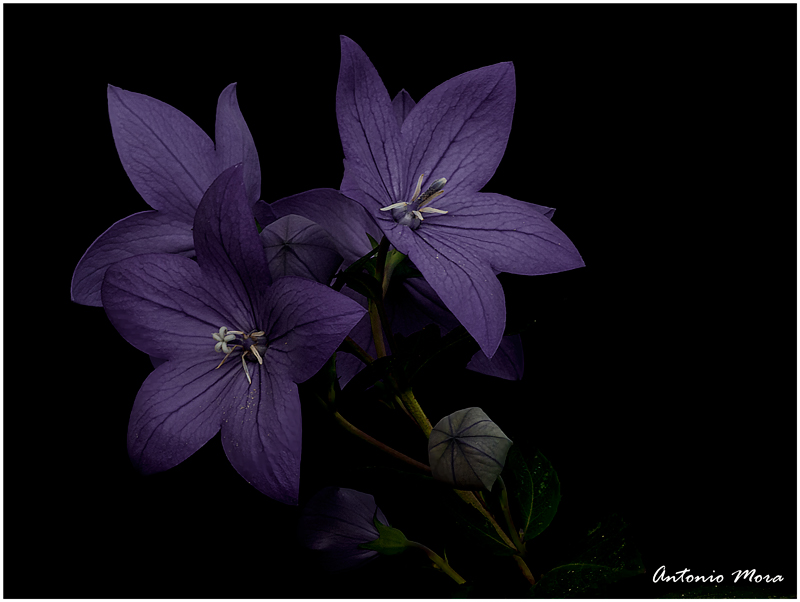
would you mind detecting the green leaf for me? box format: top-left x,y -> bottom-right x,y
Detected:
531,514 -> 645,598
503,446 -> 560,541
332,244 -> 379,291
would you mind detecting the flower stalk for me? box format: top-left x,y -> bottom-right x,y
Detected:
497,475 -> 526,556
406,540 -> 467,585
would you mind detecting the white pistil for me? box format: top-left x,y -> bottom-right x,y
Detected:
216,344 -> 242,369
212,328 -> 265,385
212,327 -> 237,354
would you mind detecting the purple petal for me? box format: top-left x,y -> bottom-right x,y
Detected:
260,214 -> 343,284
107,85 -> 216,222
391,226 -> 506,358
426,192 -> 584,276
391,277 -> 458,335
340,164 -> 398,233
220,369 -> 301,504
298,487 -> 389,572
337,36 -> 406,209
127,356 -> 236,475
101,253 -> 233,360
260,277 -> 367,384
401,63 -> 515,199
71,210 -> 194,307
214,83 -> 261,205
466,334 -> 525,381
391,89 -> 416,126
269,188 -> 380,263
253,199 -> 277,230
193,164 -> 272,328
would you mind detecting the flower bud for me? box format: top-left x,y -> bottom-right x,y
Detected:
296,487 -> 390,572
428,407 -> 513,491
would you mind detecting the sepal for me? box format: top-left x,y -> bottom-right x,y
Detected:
359,514 -> 411,556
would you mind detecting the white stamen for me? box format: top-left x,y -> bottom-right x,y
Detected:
419,207 -> 448,215
411,173 -> 425,202
380,202 -> 408,212
250,344 -> 264,365
241,352 -> 252,385
412,210 -> 424,221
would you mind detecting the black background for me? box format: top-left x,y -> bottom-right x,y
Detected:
5,4 -> 796,599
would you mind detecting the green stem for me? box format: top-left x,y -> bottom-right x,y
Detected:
497,475 -> 526,556
398,389 -> 433,437
330,408 -> 431,474
454,490 -> 517,551
372,236 -> 398,354
341,336 -> 374,366
513,554 -> 536,586
368,299 -> 387,358
406,540 -> 467,585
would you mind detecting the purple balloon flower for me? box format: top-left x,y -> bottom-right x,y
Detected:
297,487 -> 389,572
101,164 -> 366,504
336,36 -> 585,358
263,188 -> 526,385
71,82 -> 262,307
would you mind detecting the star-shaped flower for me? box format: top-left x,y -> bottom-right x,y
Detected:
71,83 -> 263,306
336,36 -> 584,358
101,164 -> 366,504
262,188 -> 527,385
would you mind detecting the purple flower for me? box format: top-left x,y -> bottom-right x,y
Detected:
336,36 -> 584,358
265,188 -> 525,385
297,487 -> 389,572
71,83 -> 262,306
101,164 -> 366,504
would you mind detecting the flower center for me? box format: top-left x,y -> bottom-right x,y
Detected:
212,326 -> 267,385
379,174 -> 449,230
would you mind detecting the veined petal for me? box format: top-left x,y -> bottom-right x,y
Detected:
270,188 -> 381,263
340,163 -> 399,235
194,164 -> 272,328
107,85 -> 216,221
393,227 -> 506,358
402,63 -> 515,199
260,277 -> 367,384
391,89 -> 416,126
71,210 -> 194,307
214,83 -> 261,205
466,334 -> 525,381
426,192 -> 584,276
220,368 -> 301,505
102,253 -> 232,360
337,36 -> 406,208
127,355 -> 237,475
260,214 -> 343,284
